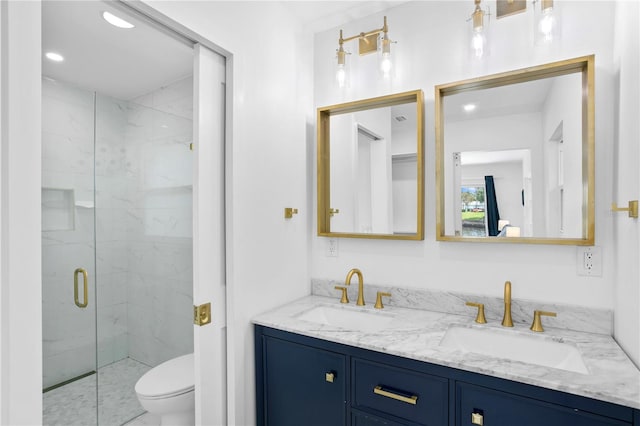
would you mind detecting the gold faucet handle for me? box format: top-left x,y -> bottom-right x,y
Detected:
334,286 -> 349,304
465,302 -> 487,324
374,292 -> 391,309
530,310 -> 556,332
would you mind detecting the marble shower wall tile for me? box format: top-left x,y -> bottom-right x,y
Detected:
311,278 -> 613,335
42,76 -> 194,383
132,76 -> 193,120
124,77 -> 194,367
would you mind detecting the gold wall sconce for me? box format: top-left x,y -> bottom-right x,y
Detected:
612,201 -> 638,218
284,208 -> 298,219
473,0 -> 559,57
497,0 -> 526,19
335,16 -> 393,88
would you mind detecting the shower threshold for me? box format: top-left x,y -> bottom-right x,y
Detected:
43,370 -> 96,393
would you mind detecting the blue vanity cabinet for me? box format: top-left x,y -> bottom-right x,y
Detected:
255,325 -> 639,426
256,332 -> 347,426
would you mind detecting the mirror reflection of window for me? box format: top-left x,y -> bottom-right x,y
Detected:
461,184 -> 487,237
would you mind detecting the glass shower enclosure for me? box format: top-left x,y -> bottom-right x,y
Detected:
42,76 -> 194,425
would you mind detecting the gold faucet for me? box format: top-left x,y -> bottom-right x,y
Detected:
334,286 -> 349,304
374,291 -> 391,309
501,281 -> 513,327
465,302 -> 487,324
530,310 -> 556,332
345,268 -> 365,306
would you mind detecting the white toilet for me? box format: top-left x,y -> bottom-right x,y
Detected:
135,353 -> 195,425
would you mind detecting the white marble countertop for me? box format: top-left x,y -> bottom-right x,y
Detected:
252,295 -> 640,410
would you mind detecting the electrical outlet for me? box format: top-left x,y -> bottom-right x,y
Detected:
577,246 -> 602,276
326,238 -> 339,257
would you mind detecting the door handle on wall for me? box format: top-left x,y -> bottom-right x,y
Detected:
74,268 -> 88,308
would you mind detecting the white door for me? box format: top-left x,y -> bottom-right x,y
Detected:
193,43 -> 227,425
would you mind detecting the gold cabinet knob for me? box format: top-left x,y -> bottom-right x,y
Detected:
325,372 -> 335,383
465,301 -> 487,324
374,291 -> 391,309
329,208 -> 340,217
471,411 -> 484,425
334,286 -> 349,304
530,310 -> 556,332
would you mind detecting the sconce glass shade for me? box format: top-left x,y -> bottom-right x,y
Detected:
470,1 -> 489,59
472,28 -> 486,58
379,35 -> 392,77
336,46 -> 349,88
534,0 -> 559,44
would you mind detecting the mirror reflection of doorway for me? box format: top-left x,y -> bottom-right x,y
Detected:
355,125 -> 392,234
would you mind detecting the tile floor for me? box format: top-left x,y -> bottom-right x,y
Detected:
123,412 -> 160,426
43,357 -> 153,426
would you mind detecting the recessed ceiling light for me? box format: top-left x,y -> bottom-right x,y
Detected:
463,103 -> 477,112
102,11 -> 135,29
45,52 -> 64,62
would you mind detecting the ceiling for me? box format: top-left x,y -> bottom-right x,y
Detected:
443,77 -> 556,122
281,1 -> 410,33
42,1 -> 408,100
42,1 -> 194,100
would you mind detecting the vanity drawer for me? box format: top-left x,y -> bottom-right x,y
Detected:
353,358 -> 449,426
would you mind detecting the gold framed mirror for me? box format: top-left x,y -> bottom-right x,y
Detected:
318,90 -> 424,240
435,55 -> 594,245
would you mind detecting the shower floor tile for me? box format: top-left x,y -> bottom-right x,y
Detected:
43,357 -> 151,426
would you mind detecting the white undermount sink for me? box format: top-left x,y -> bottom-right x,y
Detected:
296,305 -> 395,332
439,326 -> 589,374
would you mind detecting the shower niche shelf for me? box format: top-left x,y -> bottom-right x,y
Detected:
42,187 -> 75,231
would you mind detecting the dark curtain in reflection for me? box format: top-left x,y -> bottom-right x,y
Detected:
485,175 -> 500,236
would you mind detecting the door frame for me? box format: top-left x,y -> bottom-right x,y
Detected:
0,1 -> 234,424
88,3 -> 235,424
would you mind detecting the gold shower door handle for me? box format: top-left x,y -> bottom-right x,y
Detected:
74,268 -> 88,308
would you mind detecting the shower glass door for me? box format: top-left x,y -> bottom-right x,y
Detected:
42,78 -> 99,425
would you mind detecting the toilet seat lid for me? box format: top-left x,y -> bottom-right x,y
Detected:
135,353 -> 194,398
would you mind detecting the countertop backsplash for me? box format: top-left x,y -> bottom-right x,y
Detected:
311,278 -> 613,336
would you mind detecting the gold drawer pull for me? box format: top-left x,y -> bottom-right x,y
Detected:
373,385 -> 418,405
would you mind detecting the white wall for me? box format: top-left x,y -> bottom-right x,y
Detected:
613,0 -> 640,366
0,1 -> 42,424
141,3 -> 312,425
312,2 -> 617,309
